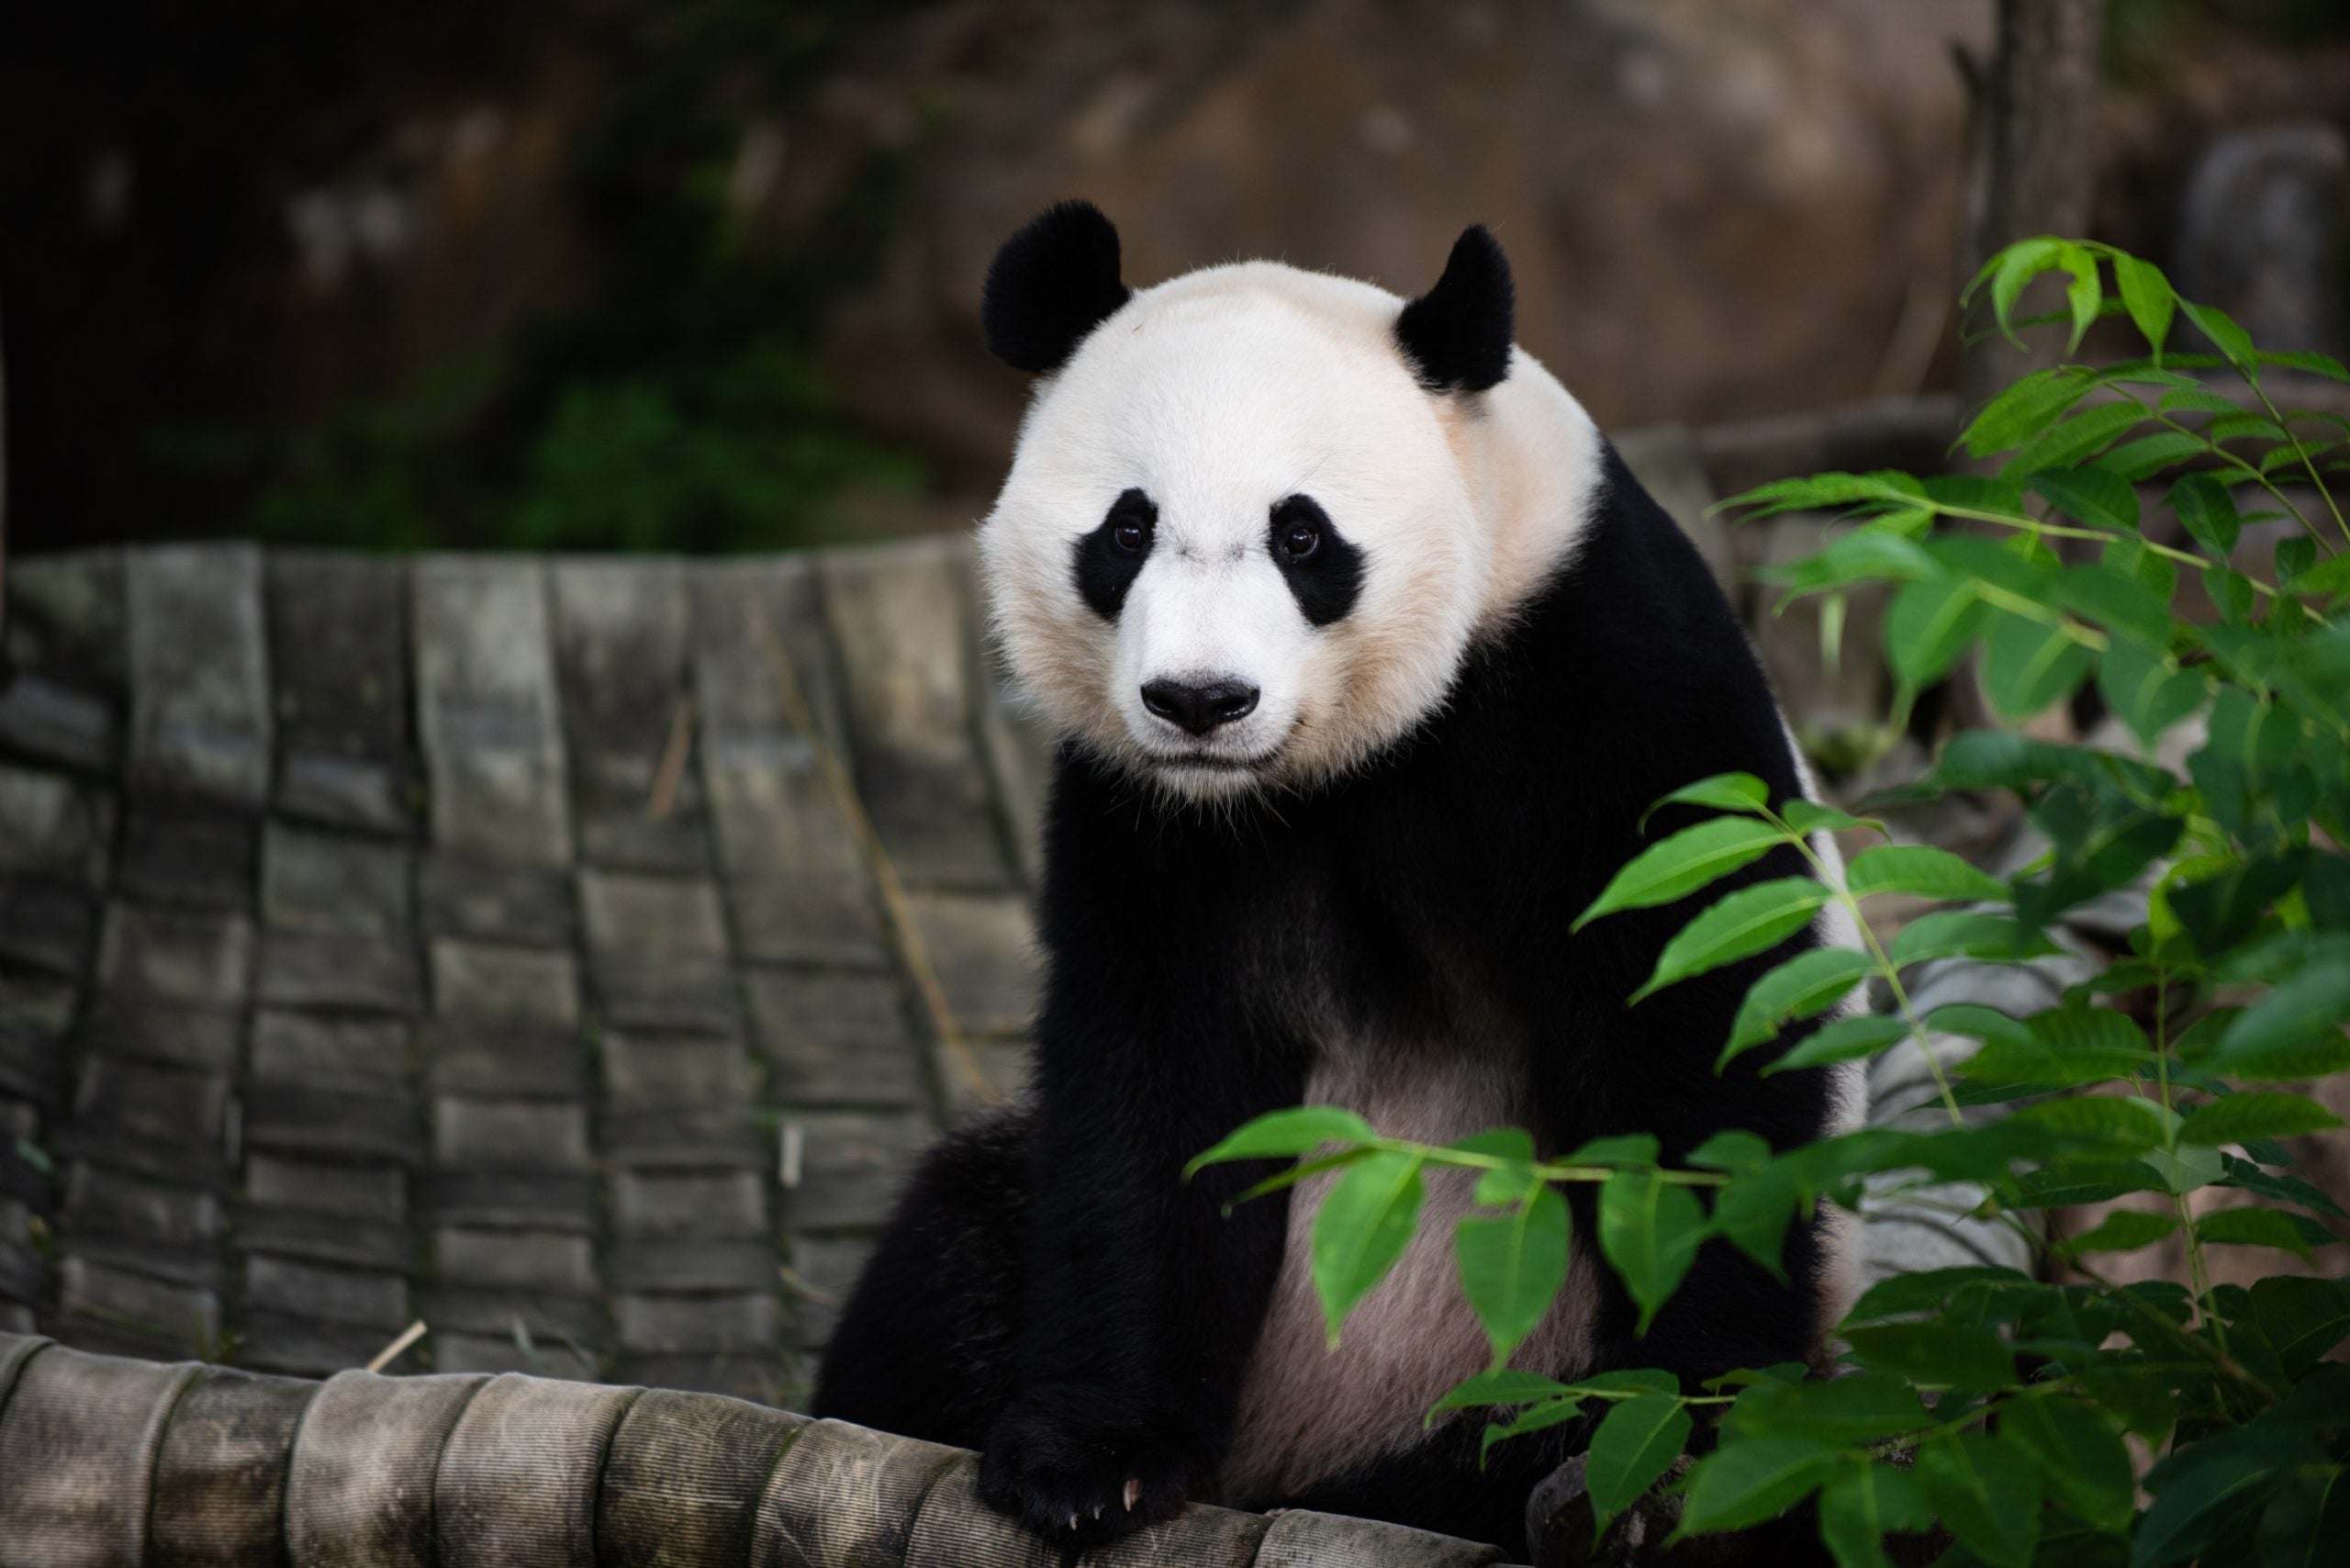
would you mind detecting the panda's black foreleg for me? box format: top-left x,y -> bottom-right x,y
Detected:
971,986 -> 1305,1551
811,1106 -> 1033,1447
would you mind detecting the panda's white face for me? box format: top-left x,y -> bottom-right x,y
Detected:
979,264 -> 1494,801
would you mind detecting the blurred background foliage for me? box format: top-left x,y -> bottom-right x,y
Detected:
1,0 -> 2346,556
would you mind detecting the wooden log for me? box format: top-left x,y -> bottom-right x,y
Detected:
0,1330 -> 1525,1567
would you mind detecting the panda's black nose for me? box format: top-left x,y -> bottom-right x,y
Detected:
1141,678 -> 1260,736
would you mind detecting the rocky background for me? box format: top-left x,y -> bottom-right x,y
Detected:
3,0 -> 2347,557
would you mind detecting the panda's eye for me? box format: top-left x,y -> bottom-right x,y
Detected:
1278,519 -> 1321,563
1113,519 -> 1148,554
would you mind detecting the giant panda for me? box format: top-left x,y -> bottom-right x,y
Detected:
814,202 -> 1859,1556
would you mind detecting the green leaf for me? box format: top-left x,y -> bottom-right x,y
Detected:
2142,1140 -> 2227,1197
2203,563 -> 2258,622
1886,577 -> 1987,688
1458,1131 -> 1541,1204
1844,844 -> 2008,902
2218,1154 -> 2350,1220
1931,529 -> 2064,597
1765,531 -> 1942,605
1456,1182 -> 1571,1366
1585,1394 -> 1692,1540
2249,1276 -> 2350,1374
2028,466 -> 2141,532
1575,816 -> 1793,930
1597,1170 -> 1707,1336
1841,1322 -> 2016,1389
1643,771 -> 1770,825
2208,411 -> 2289,444
2076,1365 -> 2179,1444
2011,1094 -> 2171,1150
1560,1369 -> 1684,1399
1843,1264 -> 2032,1324
2258,1464 -> 2350,1568
1917,1431 -> 2042,1568
1929,1003 -> 2035,1048
2257,349 -> 2350,380
1926,471 -> 2031,514
1818,1462 -> 1928,1568
2114,252 -> 2175,359
1427,1367 -> 1576,1417
2098,641 -> 2205,748
1975,238 -> 2064,338
2170,851 -> 2307,958
2139,1424 -> 2318,1567
1561,1133 -> 1661,1168
2028,1006 -> 2152,1065
1964,1004 -> 2154,1093
2194,1206 -> 2322,1262
2177,1092 -> 2344,1146
1711,1164 -> 1803,1281
1309,1149 -> 1425,1347
1675,1435 -> 1841,1536
2057,241 -> 2101,353
1685,1129 -> 1773,1177
1722,1372 -> 1932,1443
1187,1106 -> 1375,1177
2182,298 -> 2256,368
2020,1160 -> 2162,1213
1782,799 -> 1879,835
1701,1362 -> 1807,1393
2159,384 -> 2241,416
1721,948 -> 1875,1063
2217,966 -> 2350,1065
1984,610 -> 2097,718
1719,471 -> 1930,520
2292,548 -> 2350,599
2003,401 -> 2148,479
1886,911 -> 2065,966
2003,1397 -> 2133,1533
2063,1207 -> 2177,1255
2169,472 -> 2241,555
2061,564 -> 2175,648
1447,1126 -> 1536,1164
1629,878 -> 1830,1004
1759,1013 -> 1909,1075
1232,1146 -> 1377,1204
2096,431 -> 2207,483
1479,1394 -> 1591,1464
1960,365 -> 2100,458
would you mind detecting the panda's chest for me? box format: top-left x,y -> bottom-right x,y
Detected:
1218,1005 -> 1600,1504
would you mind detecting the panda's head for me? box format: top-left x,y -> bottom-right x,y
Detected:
978,201 -> 1532,802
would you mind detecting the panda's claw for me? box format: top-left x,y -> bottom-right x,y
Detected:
1124,1478 -> 1142,1512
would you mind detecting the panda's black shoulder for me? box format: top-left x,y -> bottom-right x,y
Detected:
1493,441 -> 1764,686
1551,440 -> 1747,652
1438,436 -> 1805,812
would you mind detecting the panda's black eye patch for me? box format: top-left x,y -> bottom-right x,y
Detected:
1269,495 -> 1362,626
1073,487 -> 1156,619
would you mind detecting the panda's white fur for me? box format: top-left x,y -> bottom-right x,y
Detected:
980,261 -> 1606,801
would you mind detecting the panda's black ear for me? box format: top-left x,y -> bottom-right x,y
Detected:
981,201 -> 1132,375
1395,225 -> 1514,393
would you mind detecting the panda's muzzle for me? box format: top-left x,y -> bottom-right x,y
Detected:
1139,677 -> 1259,737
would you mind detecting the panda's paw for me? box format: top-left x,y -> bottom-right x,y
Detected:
978,1399 -> 1197,1547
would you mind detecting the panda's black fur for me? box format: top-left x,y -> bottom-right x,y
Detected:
815,212 -> 1844,1556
